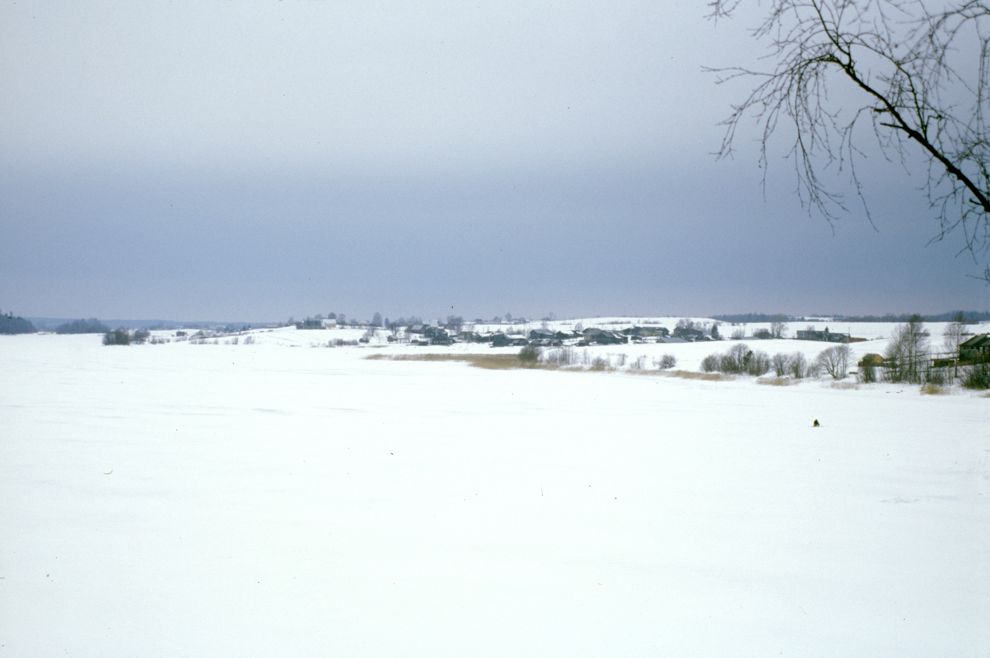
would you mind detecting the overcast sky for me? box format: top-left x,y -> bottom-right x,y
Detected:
2,1 -> 987,322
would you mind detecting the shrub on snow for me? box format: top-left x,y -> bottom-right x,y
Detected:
963,363 -> 990,389
102,329 -> 131,346
518,345 -> 541,364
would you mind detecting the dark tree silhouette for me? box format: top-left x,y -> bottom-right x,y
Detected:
708,1 -> 990,279
0,311 -> 35,335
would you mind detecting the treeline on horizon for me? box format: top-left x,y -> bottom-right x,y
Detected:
3,308 -> 988,336
1,312 -> 121,335
0,310 -> 36,334
1,313 -> 114,335
713,311 -> 990,323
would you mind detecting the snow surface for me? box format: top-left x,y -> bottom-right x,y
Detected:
1,329 -> 988,657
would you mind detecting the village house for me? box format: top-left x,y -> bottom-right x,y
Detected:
491,333 -> 529,348
622,326 -> 670,342
580,328 -> 627,346
796,327 -> 850,343
295,318 -> 324,330
527,329 -> 568,346
405,325 -> 453,345
959,333 -> 990,363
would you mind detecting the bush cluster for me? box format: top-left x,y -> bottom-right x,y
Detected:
102,329 -> 131,346
590,356 -> 611,371
770,352 -> 811,378
963,363 -> 990,389
701,343 -> 770,376
543,347 -> 578,366
102,328 -> 150,346
518,345 -> 541,364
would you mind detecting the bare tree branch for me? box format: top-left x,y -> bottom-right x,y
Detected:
709,0 -> 990,280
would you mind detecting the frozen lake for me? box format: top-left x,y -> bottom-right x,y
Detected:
1,331 -> 987,657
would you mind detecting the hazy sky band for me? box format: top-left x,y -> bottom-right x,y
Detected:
2,2 -> 986,320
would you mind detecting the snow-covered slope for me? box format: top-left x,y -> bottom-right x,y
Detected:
0,332 -> 987,657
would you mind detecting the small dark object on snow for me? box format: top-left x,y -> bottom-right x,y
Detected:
812,419 -> 820,428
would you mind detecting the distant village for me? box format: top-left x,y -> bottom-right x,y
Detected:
297,316 -> 661,347
294,315 -> 869,349
290,315 -> 990,368
2,307 -> 986,368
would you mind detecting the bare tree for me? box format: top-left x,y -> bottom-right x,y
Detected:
883,314 -> 931,382
708,1 -> 990,278
747,350 -> 772,375
771,321 -> 788,338
789,351 -> 809,378
942,311 -> 968,353
772,352 -> 789,375
817,343 -> 851,379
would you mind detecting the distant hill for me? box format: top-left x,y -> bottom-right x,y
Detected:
54,318 -> 111,334
29,317 -> 274,331
714,311 -> 989,323
823,311 -> 990,323
711,313 -> 791,323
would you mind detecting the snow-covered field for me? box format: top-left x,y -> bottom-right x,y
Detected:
1,328 -> 988,657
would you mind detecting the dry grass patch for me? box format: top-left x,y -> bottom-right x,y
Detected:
468,355 -> 547,370
758,376 -> 797,386
829,381 -> 859,390
920,383 -> 949,395
366,353 -> 460,362
368,355 -> 738,380
365,353 -> 542,370
625,368 -> 668,377
661,370 -> 733,382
